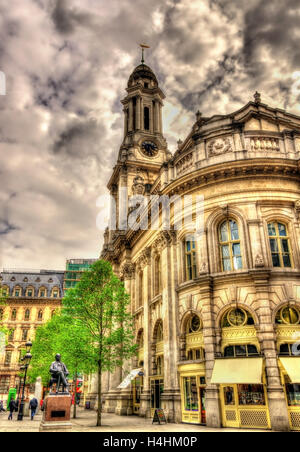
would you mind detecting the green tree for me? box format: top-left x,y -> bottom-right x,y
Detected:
28,313 -> 96,418
63,260 -> 137,426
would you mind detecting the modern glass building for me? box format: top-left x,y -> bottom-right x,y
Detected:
63,259 -> 98,293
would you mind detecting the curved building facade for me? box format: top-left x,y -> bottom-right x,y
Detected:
99,62 -> 300,431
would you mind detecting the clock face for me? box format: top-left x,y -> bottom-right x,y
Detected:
141,141 -> 158,157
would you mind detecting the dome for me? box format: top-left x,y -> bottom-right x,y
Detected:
128,64 -> 158,87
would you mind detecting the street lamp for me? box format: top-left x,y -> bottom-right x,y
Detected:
17,340 -> 32,421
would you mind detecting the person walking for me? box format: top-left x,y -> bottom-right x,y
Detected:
8,398 -> 16,420
29,397 -> 38,420
0,400 -> 5,412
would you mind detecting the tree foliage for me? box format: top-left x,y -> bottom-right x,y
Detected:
63,259 -> 137,426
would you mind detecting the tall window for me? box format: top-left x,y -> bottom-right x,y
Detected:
268,222 -> 292,268
24,309 -> 30,321
219,220 -> 242,271
144,106 -> 150,130
5,351 -> 12,366
156,322 -> 163,342
11,309 -> 17,321
37,310 -> 43,321
0,309 -> 3,321
185,237 -> 197,280
22,329 -> 29,341
138,271 -> 143,307
154,256 -> 162,296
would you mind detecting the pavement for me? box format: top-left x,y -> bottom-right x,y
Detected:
0,407 -> 271,432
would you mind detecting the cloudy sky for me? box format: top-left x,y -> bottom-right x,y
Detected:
0,0 -> 300,270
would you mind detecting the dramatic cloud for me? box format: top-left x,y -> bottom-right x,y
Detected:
0,0 -> 299,269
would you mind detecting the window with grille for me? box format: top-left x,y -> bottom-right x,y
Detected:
268,222 -> 292,268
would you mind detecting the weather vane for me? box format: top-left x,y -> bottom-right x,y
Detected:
139,43 -> 150,64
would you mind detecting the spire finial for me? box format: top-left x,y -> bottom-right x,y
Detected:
139,43 -> 150,64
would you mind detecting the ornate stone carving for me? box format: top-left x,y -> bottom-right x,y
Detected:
254,91 -> 261,104
255,254 -> 265,268
176,152 -> 193,176
121,263 -> 135,279
295,200 -> 300,220
250,137 -> 280,152
208,137 -> 232,157
132,174 -> 145,195
199,262 -> 208,275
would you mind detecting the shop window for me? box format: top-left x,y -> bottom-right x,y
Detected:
224,386 -> 235,405
11,309 -> 17,321
183,377 -> 199,411
285,380 -> 300,407
184,237 -> 197,280
238,384 -> 265,406
279,343 -> 299,356
219,219 -> 242,271
276,306 -> 300,325
224,344 -> 259,358
222,308 -> 255,328
268,222 -> 292,268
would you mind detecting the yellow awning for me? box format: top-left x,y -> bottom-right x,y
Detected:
280,358 -> 300,383
211,358 -> 263,384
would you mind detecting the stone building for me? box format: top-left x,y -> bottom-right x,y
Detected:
99,60 -> 300,431
0,269 -> 64,401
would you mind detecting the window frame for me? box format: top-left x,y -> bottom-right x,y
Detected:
184,237 -> 197,281
219,219 -> 243,272
267,221 -> 293,269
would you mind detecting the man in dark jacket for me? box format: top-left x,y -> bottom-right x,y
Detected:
29,397 -> 38,420
8,398 -> 16,420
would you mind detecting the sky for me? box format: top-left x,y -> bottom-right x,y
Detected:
0,0 -> 300,270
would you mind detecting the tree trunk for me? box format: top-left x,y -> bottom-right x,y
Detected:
73,372 -> 77,419
97,363 -> 102,426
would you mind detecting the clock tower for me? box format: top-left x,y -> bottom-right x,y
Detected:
106,53 -> 170,234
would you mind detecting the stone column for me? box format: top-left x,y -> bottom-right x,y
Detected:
160,232 -> 181,422
250,269 -> 290,431
159,102 -> 163,134
123,108 -> 128,136
136,97 -> 141,130
154,100 -> 159,133
200,275 -> 222,428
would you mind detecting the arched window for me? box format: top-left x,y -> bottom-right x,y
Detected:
13,286 -> 22,297
26,287 -> 34,297
1,286 -> 9,297
39,287 -> 47,298
268,222 -> 292,268
184,237 -> 197,280
219,220 -> 242,271
11,309 -> 17,321
0,309 -> 3,321
221,308 -> 254,328
144,106 -> 150,130
37,310 -> 43,321
275,306 -> 300,325
186,314 -> 202,333
24,309 -> 30,321
156,322 -> 163,342
154,256 -> 161,296
51,287 -> 59,298
138,271 -> 143,307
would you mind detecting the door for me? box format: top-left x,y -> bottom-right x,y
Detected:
220,385 -> 240,428
150,379 -> 163,417
200,387 -> 206,424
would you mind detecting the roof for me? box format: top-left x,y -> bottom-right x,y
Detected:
128,64 -> 158,87
0,270 -> 64,297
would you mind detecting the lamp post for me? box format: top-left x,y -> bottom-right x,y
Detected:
17,340 -> 32,421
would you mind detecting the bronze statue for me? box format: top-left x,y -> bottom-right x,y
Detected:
49,354 -> 69,394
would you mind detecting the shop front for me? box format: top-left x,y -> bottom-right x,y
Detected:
211,358 -> 271,429
179,363 -> 206,424
279,357 -> 300,431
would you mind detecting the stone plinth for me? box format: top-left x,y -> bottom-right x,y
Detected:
39,394 -> 72,432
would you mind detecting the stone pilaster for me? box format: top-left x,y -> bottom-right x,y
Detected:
251,269 -> 290,431
200,275 -> 222,428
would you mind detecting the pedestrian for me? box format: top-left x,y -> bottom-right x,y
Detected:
0,400 -> 5,412
8,398 -> 16,420
29,397 -> 38,420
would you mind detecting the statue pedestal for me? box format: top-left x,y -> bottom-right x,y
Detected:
39,394 -> 72,432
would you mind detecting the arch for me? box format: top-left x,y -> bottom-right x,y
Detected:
24,308 -> 31,321
25,286 -> 35,297
180,310 -> 202,335
13,285 -> 22,297
37,309 -> 43,321
206,207 -> 251,273
51,286 -> 60,298
272,301 -> 300,325
38,286 -> 47,297
216,302 -> 259,329
136,328 -> 144,347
